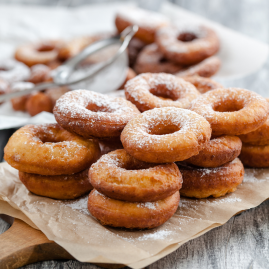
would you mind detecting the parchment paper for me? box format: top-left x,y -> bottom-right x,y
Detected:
1,162 -> 269,268
0,1 -> 268,129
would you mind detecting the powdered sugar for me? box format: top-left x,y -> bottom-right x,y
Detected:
137,201 -> 158,210
244,169 -> 268,183
65,195 -> 89,215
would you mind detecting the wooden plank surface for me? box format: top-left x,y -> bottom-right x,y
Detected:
1,0 -> 269,268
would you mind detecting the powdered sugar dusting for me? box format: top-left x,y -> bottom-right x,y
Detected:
137,201 -> 157,210
65,195 -> 89,215
244,169 -> 268,183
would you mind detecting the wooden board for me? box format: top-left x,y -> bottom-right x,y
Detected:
0,215 -> 124,269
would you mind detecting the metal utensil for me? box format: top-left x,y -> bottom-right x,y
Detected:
0,25 -> 138,103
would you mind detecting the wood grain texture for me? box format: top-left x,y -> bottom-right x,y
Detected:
0,0 -> 269,268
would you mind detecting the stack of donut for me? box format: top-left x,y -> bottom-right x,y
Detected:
4,123 -> 101,199
115,6 -> 221,78
238,99 -> 269,167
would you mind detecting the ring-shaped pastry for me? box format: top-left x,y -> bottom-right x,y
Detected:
54,90 -> 140,138
4,123 -> 100,175
190,88 -> 269,136
121,107 -> 211,163
19,168 -> 93,200
125,73 -> 200,112
185,135 -> 242,168
89,149 -> 182,202
88,189 -> 180,229
178,158 -> 244,198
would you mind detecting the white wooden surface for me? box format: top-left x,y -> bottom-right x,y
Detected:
1,0 -> 269,268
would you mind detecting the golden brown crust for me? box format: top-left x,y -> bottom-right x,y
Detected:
182,75 -> 223,94
125,73 -> 200,112
134,44 -> 183,74
178,158 -> 244,198
190,88 -> 269,136
4,123 -> 100,175
89,149 -> 182,202
14,40 -> 63,67
185,135 -> 242,167
11,95 -> 29,111
19,169 -> 93,200
26,92 -> 54,116
88,190 -> 180,229
121,107 -> 211,163
54,90 -> 140,139
175,56 -> 221,78
239,99 -> 269,145
239,144 -> 269,167
156,25 -> 220,65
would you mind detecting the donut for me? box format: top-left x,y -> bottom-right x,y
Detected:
45,86 -> 70,106
54,90 -> 140,138
156,24 -> 220,65
88,189 -> 180,229
4,123 -> 100,175
121,107 -> 211,163
98,137 -> 123,155
115,6 -> 170,44
182,76 -> 223,94
118,68 -> 136,90
178,158 -> 244,198
10,82 -> 34,111
134,44 -> 183,74
124,73 -> 200,112
28,64 -> 52,84
239,144 -> 269,167
190,88 -> 269,136
14,40 -> 63,67
127,37 -> 146,67
0,78 -> 9,95
19,168 -> 93,200
239,99 -> 269,145
0,59 -> 30,82
185,135 -> 242,168
26,92 -> 54,116
89,149 -> 182,202
176,56 -> 221,78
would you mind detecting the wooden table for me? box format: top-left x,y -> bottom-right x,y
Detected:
1,0 -> 269,268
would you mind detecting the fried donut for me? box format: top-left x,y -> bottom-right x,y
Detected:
121,107 -> 211,163
54,90 -> 140,138
182,76 -> 223,94
134,44 -> 183,74
239,99 -> 269,145
89,149 -> 182,202
10,82 -> 34,111
4,123 -> 100,175
176,56 -> 221,78
45,86 -> 70,106
88,190 -> 180,229
178,158 -> 244,198
125,73 -> 200,112
185,135 -> 242,168
239,144 -> 269,167
156,24 -> 220,65
28,64 -> 52,84
26,92 -> 54,116
0,59 -> 30,82
190,88 -> 269,136
115,6 -> 170,44
127,37 -> 146,67
15,40 -> 63,67
19,168 -> 93,200
118,68 -> 136,89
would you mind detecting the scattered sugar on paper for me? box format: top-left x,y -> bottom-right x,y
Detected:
244,169 -> 267,183
64,196 -> 89,215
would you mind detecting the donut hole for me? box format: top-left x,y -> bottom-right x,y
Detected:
149,86 -> 177,101
159,57 -> 169,63
37,44 -> 55,52
86,103 -> 113,113
148,123 -> 180,136
213,101 -> 244,113
178,32 -> 197,42
0,67 -> 8,71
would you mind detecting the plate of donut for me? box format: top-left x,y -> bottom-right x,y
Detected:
0,1 -> 268,128
1,2 -> 269,269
